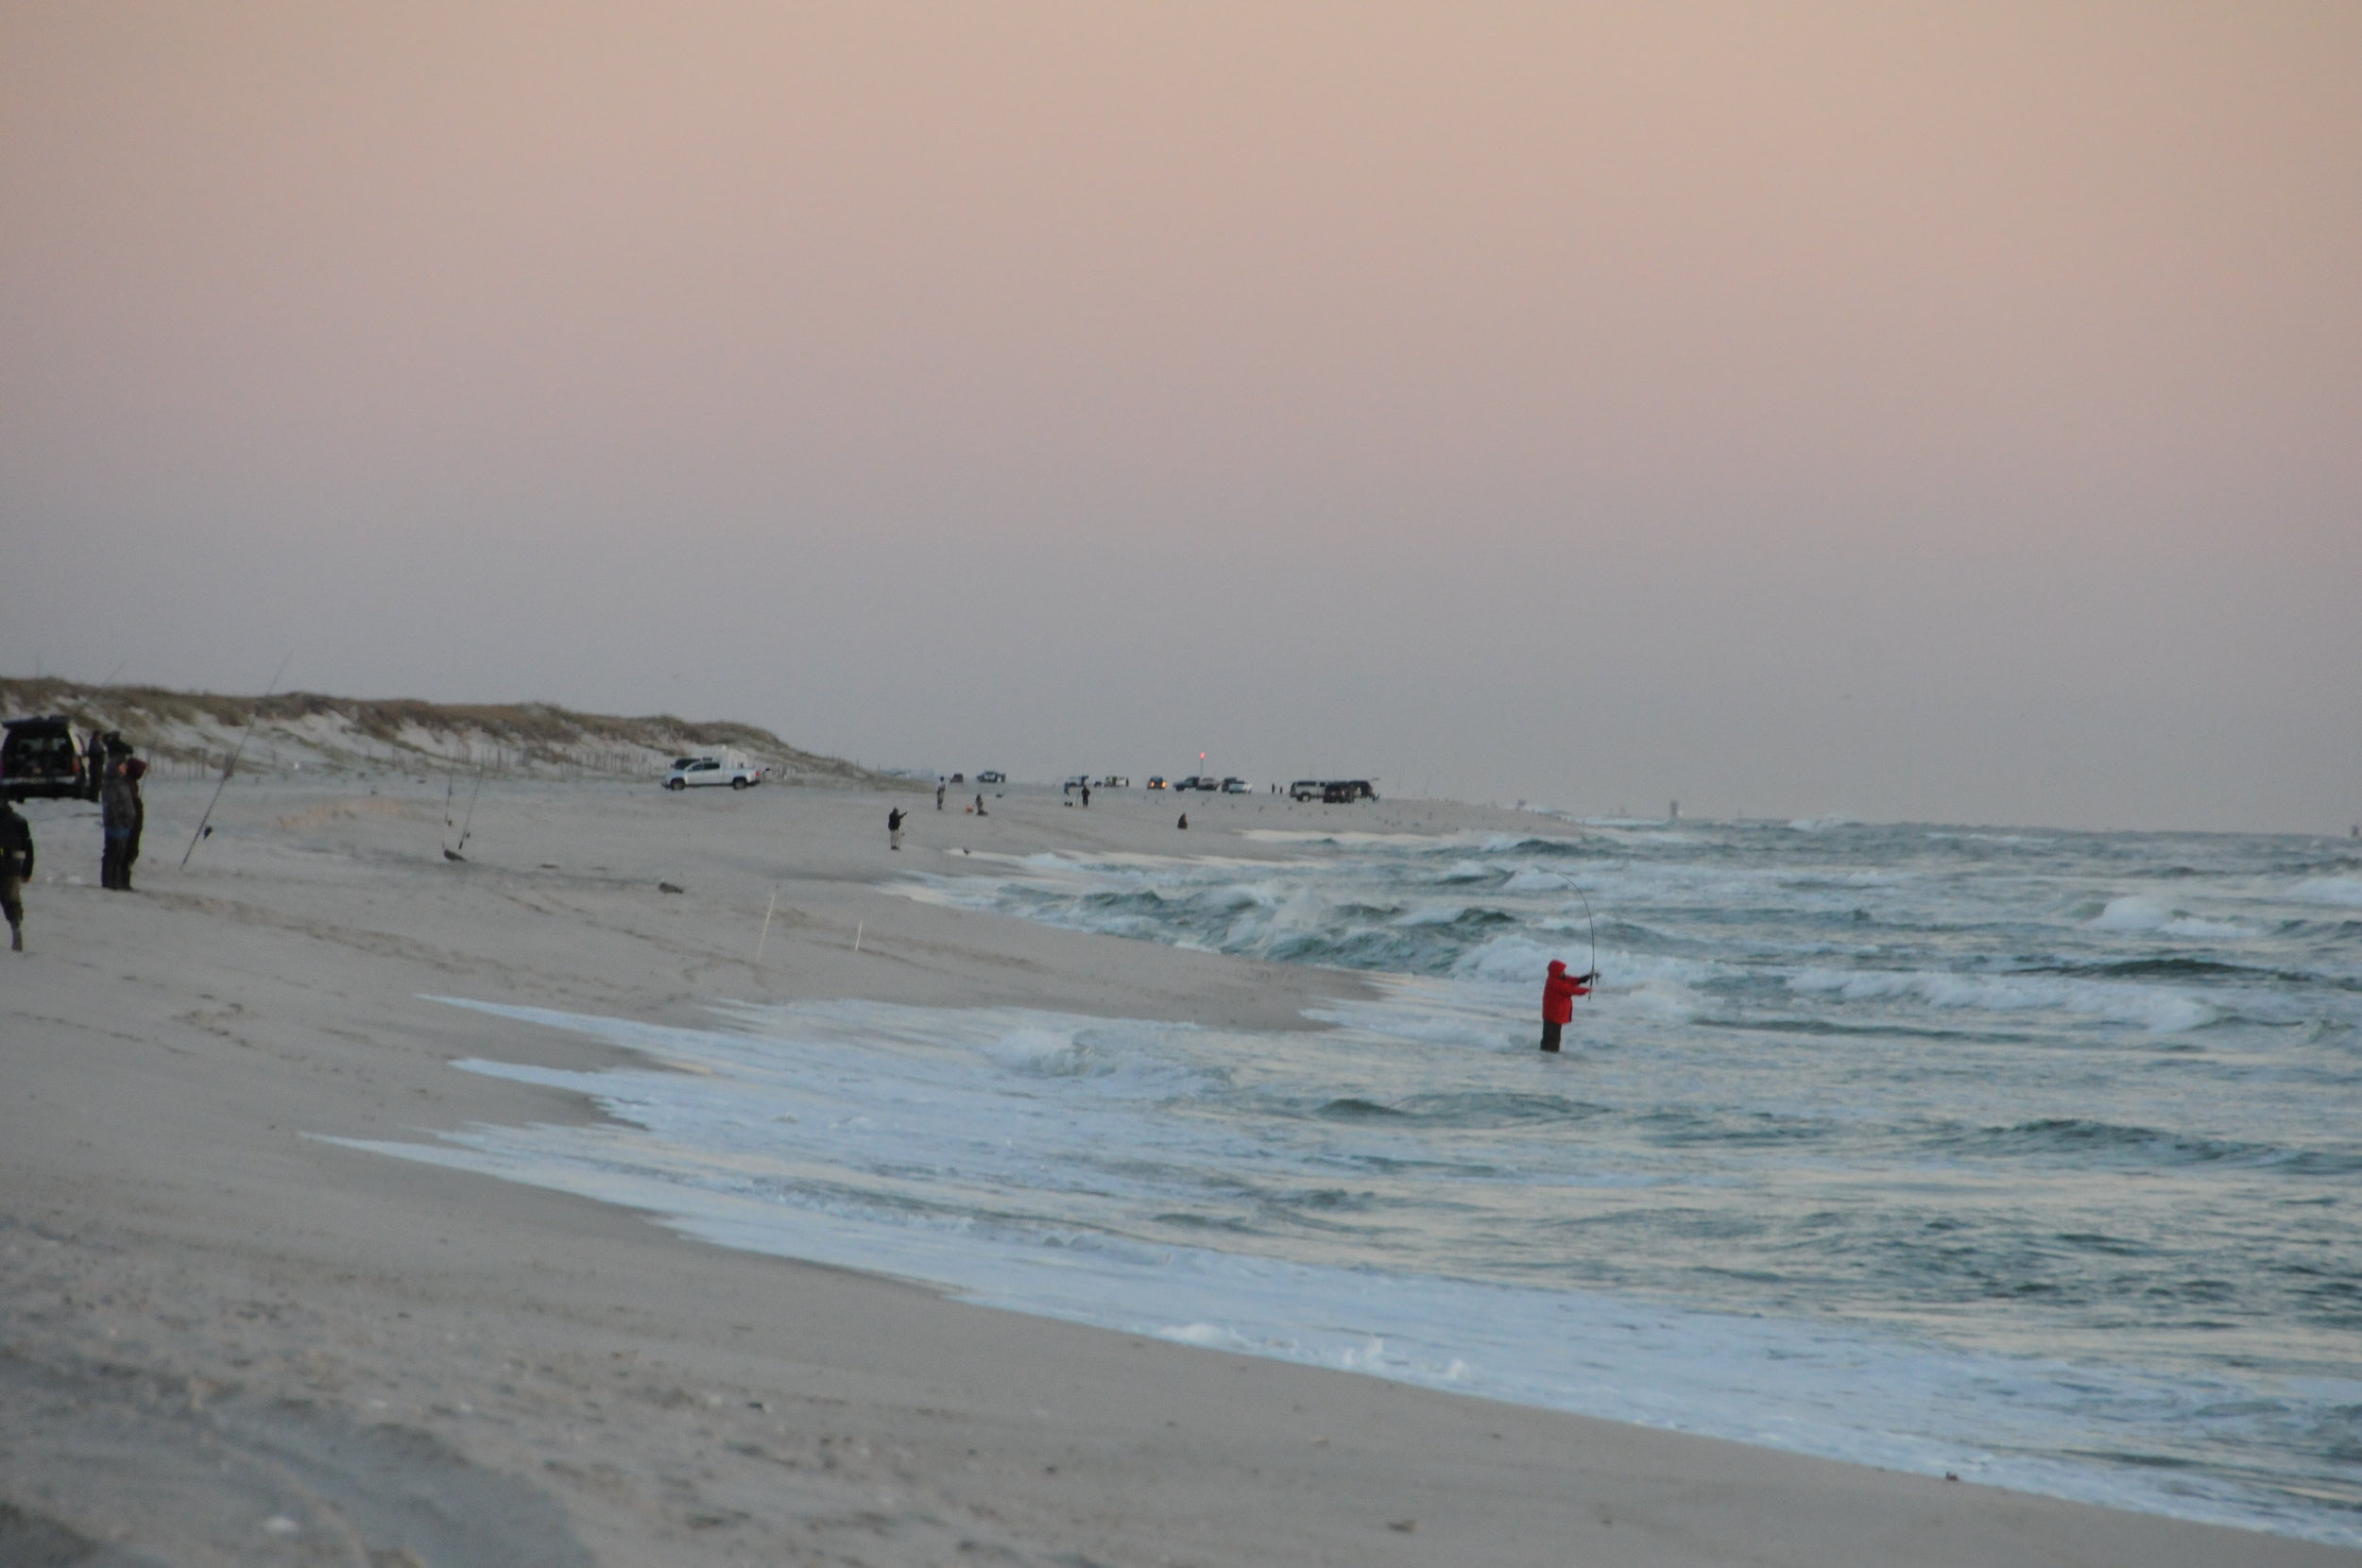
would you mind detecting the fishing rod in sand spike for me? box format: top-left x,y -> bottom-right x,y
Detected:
182,652 -> 291,867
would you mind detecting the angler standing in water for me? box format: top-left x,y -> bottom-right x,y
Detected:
1539,959 -> 1595,1052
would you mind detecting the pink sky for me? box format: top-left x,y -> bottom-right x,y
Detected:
5,3 -> 2356,827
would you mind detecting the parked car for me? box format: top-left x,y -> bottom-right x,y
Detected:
1318,779 -> 1379,803
1100,775 -> 1129,788
1289,779 -> 1325,801
1,716 -> 101,801
1146,776 -> 1167,790
1221,777 -> 1248,793
977,770 -> 1006,785
1171,775 -> 1216,792
1062,775 -> 1092,793
665,749 -> 763,791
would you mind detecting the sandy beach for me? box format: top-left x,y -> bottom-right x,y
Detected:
2,774 -> 2352,1567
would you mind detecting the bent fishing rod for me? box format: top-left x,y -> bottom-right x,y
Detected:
1572,885 -> 1600,984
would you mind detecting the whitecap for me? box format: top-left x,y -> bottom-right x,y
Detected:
2292,877 -> 2362,909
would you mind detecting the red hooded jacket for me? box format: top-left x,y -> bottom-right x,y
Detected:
1542,959 -> 1591,1024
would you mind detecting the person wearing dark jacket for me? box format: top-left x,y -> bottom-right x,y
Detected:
124,758 -> 146,874
0,799 -> 33,951
101,758 -> 145,891
888,807 -> 906,851
1539,958 -> 1595,1052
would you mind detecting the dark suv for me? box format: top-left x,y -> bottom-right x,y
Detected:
1,716 -> 103,801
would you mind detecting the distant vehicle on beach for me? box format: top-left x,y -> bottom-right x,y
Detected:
1289,779 -> 1324,800
1146,776 -> 1167,790
1171,775 -> 1221,792
977,770 -> 1006,785
1293,778 -> 1378,803
664,749 -> 763,791
1,716 -> 101,801
1100,775 -> 1129,788
1221,777 -> 1248,793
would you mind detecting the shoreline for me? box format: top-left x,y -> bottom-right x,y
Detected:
3,775 -> 2353,1566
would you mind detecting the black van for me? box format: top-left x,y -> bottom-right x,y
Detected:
1,716 -> 103,801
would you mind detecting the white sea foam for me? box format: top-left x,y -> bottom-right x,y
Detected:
327,988 -> 2362,1548
2089,895 -> 2252,941
1241,829 -> 1458,847
1785,965 -> 2216,1032
2293,877 -> 2362,909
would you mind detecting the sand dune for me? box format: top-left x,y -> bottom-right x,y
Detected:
0,678 -> 906,787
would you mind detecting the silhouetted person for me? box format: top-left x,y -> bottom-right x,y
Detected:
888,807 -> 906,851
975,793 -> 986,816
0,799 -> 32,950
121,758 -> 145,886
936,782 -> 946,811
1176,812 -> 1188,830
101,757 -> 145,891
1080,782 -> 1090,809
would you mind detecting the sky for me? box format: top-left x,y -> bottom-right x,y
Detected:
4,2 -> 2357,831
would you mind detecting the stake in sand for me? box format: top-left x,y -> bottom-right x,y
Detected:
754,889 -> 778,964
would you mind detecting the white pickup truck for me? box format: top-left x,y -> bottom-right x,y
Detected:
664,749 -> 763,791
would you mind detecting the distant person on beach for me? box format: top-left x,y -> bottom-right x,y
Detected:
1176,812 -> 1188,830
975,794 -> 986,816
936,782 -> 946,811
123,758 -> 145,883
1080,782 -> 1090,809
888,807 -> 905,851
101,757 -> 145,891
1539,959 -> 1594,1052
0,798 -> 32,951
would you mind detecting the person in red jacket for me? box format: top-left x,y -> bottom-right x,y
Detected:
1540,959 -> 1595,1052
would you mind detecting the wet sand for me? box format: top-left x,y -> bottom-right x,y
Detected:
2,775 -> 2351,1566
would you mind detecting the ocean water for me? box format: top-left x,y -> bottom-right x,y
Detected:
343,818 -> 2362,1544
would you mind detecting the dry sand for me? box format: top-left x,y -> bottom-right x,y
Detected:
2,775 -> 2351,1566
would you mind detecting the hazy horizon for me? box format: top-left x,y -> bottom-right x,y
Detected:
6,3 -> 2356,833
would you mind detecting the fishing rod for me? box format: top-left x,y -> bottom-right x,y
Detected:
457,760 -> 485,853
444,758 -> 486,861
181,652 -> 291,867
1572,885 -> 1600,984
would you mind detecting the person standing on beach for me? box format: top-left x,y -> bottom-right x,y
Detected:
101,757 -> 144,891
1080,781 -> 1090,809
0,798 -> 33,951
121,758 -> 146,888
936,781 -> 946,811
888,807 -> 906,851
975,793 -> 986,816
1539,959 -> 1594,1052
